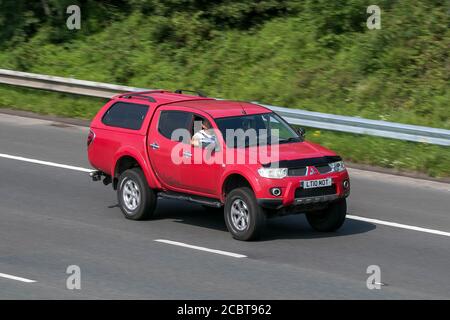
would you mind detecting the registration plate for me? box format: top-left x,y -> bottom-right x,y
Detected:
302,178 -> 332,189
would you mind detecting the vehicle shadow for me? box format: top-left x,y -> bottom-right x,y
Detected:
153,200 -> 228,232
261,214 -> 376,241
152,199 -> 376,241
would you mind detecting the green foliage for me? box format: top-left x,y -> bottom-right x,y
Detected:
0,84 -> 106,118
0,0 -> 130,46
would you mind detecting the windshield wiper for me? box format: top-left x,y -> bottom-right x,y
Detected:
279,137 -> 302,144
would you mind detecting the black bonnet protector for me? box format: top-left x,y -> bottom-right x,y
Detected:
262,156 -> 342,169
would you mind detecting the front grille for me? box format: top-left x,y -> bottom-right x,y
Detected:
288,167 -> 307,176
316,164 -> 332,174
288,164 -> 331,176
295,185 -> 336,198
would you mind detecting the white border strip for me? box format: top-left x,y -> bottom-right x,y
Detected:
155,239 -> 247,258
348,215 -> 450,237
0,272 -> 36,283
0,153 -> 93,173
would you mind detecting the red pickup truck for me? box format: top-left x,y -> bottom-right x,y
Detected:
88,90 -> 350,240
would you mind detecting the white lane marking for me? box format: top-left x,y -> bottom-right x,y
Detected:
1,152 -> 449,239
347,168 -> 450,192
348,215 -> 450,237
0,272 -> 36,283
155,239 -> 247,258
0,153 -> 93,173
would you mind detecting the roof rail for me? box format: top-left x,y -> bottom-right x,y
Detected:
132,90 -> 167,95
174,89 -> 207,97
119,93 -> 157,103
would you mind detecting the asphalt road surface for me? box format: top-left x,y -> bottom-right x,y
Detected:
0,114 -> 449,299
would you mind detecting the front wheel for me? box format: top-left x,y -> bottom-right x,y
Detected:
224,187 -> 265,241
117,168 -> 157,220
306,198 -> 347,232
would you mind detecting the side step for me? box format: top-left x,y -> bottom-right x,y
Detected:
158,191 -> 222,208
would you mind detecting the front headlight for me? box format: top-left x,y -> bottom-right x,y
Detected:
329,161 -> 346,172
258,167 -> 288,179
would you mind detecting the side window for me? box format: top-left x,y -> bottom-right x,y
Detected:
191,115 -> 218,149
158,111 -> 192,141
102,102 -> 149,130
192,115 -> 206,136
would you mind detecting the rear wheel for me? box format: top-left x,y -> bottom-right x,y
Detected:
224,187 -> 265,241
306,198 -> 347,232
117,168 -> 156,220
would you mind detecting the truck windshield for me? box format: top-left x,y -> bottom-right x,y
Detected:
215,112 -> 301,148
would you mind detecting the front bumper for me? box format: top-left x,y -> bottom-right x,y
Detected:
257,193 -> 347,212
255,170 -> 350,210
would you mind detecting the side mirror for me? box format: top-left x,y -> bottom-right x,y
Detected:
296,127 -> 306,139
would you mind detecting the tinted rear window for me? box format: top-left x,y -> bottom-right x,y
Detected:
158,111 -> 192,140
102,102 -> 149,130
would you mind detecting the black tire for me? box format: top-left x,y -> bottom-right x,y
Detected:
117,168 -> 157,220
306,198 -> 347,232
224,187 -> 265,241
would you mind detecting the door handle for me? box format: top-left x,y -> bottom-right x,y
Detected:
150,142 -> 159,150
183,151 -> 192,158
